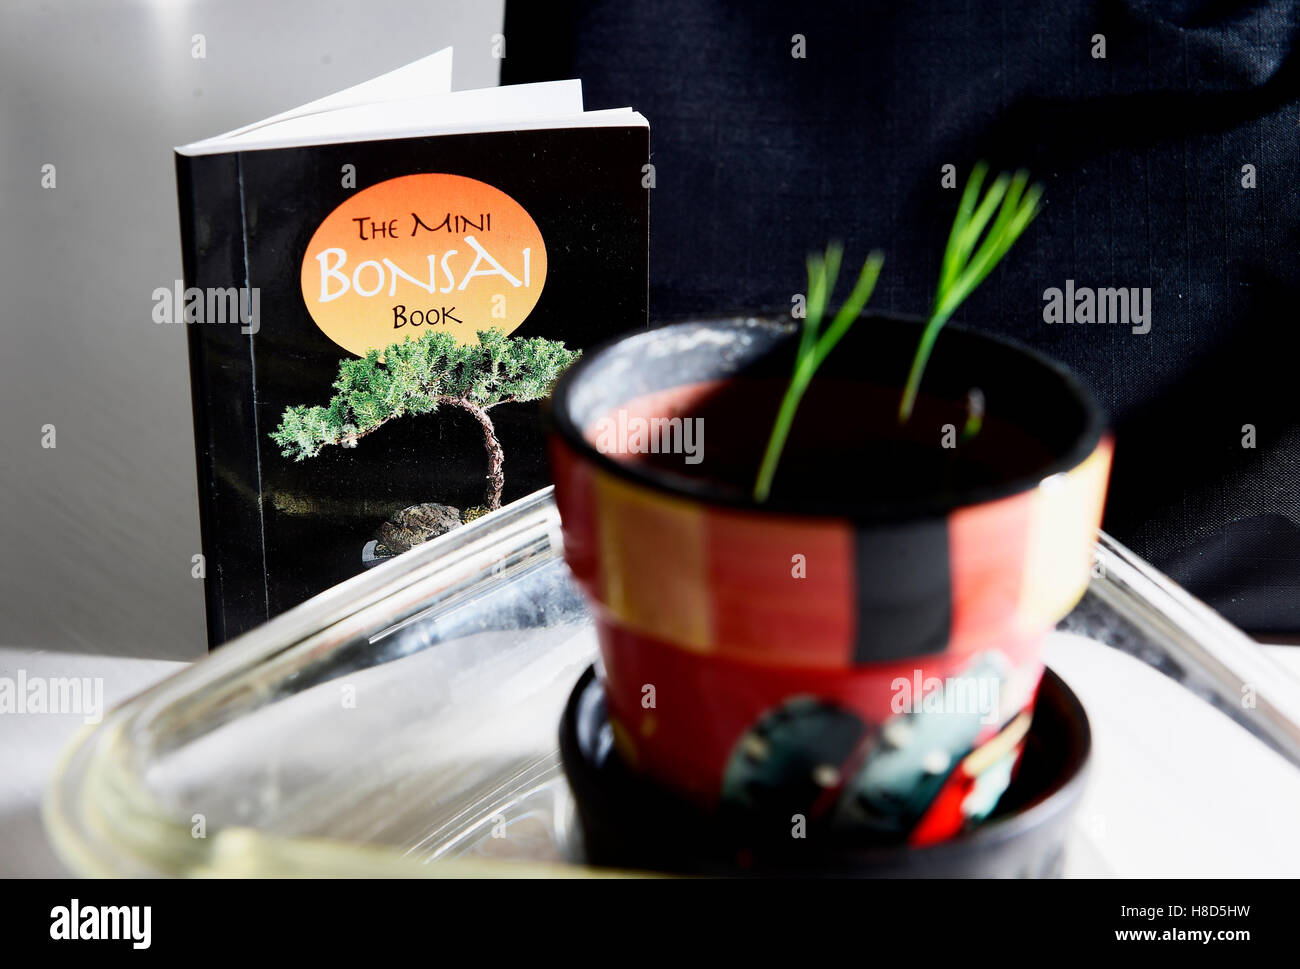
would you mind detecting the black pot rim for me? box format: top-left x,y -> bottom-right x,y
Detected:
550,314 -> 1108,522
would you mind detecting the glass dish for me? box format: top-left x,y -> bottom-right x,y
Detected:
44,488 -> 1300,876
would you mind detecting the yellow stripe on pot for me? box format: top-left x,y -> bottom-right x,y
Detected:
594,471 -> 713,653
1017,441 -> 1112,633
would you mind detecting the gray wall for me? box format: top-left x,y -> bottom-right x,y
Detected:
0,0 -> 504,660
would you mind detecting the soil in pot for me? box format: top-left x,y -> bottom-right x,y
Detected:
613,377 -> 1056,503
577,314 -> 1097,514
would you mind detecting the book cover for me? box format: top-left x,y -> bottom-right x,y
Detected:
175,55 -> 649,647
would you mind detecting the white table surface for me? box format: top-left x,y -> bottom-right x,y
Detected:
1046,634 -> 1300,877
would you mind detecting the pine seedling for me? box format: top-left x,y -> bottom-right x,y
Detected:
753,244 -> 884,502
753,165 -> 1041,502
899,164 -> 1042,421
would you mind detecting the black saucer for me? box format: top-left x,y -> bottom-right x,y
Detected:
559,665 -> 1091,877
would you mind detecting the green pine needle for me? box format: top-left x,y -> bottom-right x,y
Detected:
753,245 -> 884,502
961,387 -> 985,441
899,163 -> 1042,421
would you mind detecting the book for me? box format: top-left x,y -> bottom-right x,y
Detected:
174,48 -> 649,647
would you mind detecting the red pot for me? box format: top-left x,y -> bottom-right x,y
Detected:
549,315 -> 1111,844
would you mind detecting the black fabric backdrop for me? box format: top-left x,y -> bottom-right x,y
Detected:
503,0 -> 1300,635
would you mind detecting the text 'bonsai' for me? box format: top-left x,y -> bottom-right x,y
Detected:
270,328 -> 579,511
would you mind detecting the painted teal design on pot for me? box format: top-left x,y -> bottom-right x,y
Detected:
720,696 -> 864,819
836,654 -> 1007,836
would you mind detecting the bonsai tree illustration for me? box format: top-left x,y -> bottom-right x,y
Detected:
270,328 -> 579,512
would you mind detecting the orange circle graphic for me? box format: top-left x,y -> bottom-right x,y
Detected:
300,173 -> 547,356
